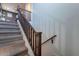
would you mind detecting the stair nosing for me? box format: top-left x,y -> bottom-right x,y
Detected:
0,26 -> 19,29
0,21 -> 17,23
0,35 -> 22,40
0,30 -> 21,33
0,40 -> 25,47
0,24 -> 18,26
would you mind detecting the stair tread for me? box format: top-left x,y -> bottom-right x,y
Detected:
0,35 -> 22,40
0,38 -> 22,44
0,22 -> 18,26
0,20 -> 17,23
0,40 -> 24,47
0,30 -> 21,33
0,40 -> 28,56
0,25 -> 19,29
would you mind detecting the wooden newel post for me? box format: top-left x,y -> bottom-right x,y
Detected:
38,32 -> 42,56
36,32 -> 42,56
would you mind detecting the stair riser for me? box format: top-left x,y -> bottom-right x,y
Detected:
0,21 -> 17,23
0,40 -> 25,47
0,38 -> 22,44
0,35 -> 22,40
0,28 -> 20,31
0,30 -> 21,34
0,33 -> 21,36
0,25 -> 19,29
0,23 -> 18,26
0,40 -> 27,56
0,21 -> 18,25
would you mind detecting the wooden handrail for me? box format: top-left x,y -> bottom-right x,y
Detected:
19,8 -> 31,21
35,35 -> 56,49
2,9 -> 17,14
0,9 -> 18,15
17,7 -> 42,56
18,8 -> 35,32
19,8 -> 31,13
42,35 -> 56,45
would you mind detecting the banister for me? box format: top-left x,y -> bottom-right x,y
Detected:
17,7 -> 42,56
41,35 -> 56,45
35,35 -> 56,49
17,8 -> 36,32
19,8 -> 31,13
2,9 -> 17,14
22,15 -> 36,32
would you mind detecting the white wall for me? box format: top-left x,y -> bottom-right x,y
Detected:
31,3 -> 79,56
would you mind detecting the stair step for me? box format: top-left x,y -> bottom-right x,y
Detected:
0,35 -> 22,40
0,34 -> 23,45
0,22 -> 18,26
0,30 -> 21,34
0,28 -> 20,32
0,20 -> 17,23
0,25 -> 19,29
0,33 -> 21,36
0,37 -> 22,44
0,20 -> 18,26
0,40 -> 24,47
0,40 -> 28,56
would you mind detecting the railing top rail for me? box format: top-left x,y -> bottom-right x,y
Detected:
41,35 -> 56,45
19,8 -> 31,13
35,35 -> 56,49
17,8 -> 37,33
2,9 -> 18,14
